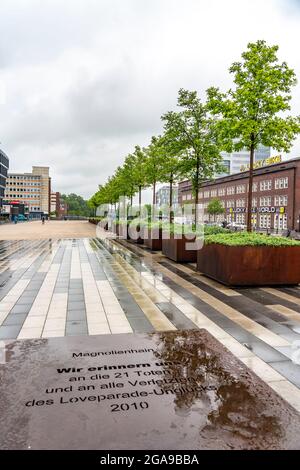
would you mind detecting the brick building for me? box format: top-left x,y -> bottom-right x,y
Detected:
178,157 -> 300,232
50,192 -> 68,218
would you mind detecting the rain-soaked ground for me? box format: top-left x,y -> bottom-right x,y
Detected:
0,234 -> 300,426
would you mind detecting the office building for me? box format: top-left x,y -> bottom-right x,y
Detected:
0,149 -> 9,208
4,166 -> 51,219
156,185 -> 178,208
217,145 -> 271,177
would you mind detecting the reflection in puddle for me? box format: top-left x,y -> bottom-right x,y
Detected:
153,330 -> 287,449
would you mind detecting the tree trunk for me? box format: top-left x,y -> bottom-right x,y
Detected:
194,156 -> 200,228
152,181 -> 156,221
247,140 -> 255,232
169,176 -> 174,224
139,186 -> 142,217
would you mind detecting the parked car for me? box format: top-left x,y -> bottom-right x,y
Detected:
227,222 -> 247,231
17,214 -> 28,221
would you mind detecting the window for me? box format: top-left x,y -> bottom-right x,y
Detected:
218,188 -> 226,197
227,186 -> 235,195
260,180 -> 272,191
252,183 -> 258,192
236,214 -> 245,224
227,200 -> 235,208
259,214 -> 271,229
182,195 -> 187,201
274,195 -> 288,206
204,191 -> 210,198
199,192 -> 203,199
260,196 -> 272,207
274,214 -> 288,230
252,198 -> 257,207
275,177 -> 288,190
236,185 -> 246,194
210,190 -> 217,198
236,199 -> 246,208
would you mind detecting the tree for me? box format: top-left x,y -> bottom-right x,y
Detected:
61,193 -> 92,217
207,198 -> 224,222
123,154 -> 138,206
207,40 -> 300,232
160,133 -> 183,223
162,89 -> 224,227
144,136 -> 165,220
131,145 -> 148,216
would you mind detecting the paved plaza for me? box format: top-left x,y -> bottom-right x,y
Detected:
1,221 -> 300,414
0,220 -> 97,240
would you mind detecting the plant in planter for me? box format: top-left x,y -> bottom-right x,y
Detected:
197,232 -> 300,286
127,218 -> 146,244
143,221 -> 165,251
162,223 -> 204,263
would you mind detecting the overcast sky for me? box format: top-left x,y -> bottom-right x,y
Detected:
0,0 -> 299,199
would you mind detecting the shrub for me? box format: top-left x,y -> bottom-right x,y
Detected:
203,231 -> 300,247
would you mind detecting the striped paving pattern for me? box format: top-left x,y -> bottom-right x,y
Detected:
1,236 -> 300,413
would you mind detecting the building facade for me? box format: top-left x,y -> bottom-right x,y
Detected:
4,166 -> 51,219
156,185 -> 178,208
217,145 -> 271,177
179,157 -> 300,232
0,149 -> 9,208
50,192 -> 68,218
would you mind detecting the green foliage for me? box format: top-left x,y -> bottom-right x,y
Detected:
204,232 -> 300,247
207,40 -> 300,231
61,194 -> 92,217
207,40 -> 300,153
162,89 -> 224,192
204,225 -> 229,235
207,198 -> 225,216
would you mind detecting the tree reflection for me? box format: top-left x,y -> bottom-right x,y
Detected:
152,330 -> 283,448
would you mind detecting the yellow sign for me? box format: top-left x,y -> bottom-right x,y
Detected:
279,207 -> 285,214
240,155 -> 282,173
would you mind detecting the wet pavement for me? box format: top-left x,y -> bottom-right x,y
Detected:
1,235 -> 300,414
1,330 -> 300,450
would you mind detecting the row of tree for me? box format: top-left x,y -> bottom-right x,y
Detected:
89,40 -> 300,231
61,193 -> 93,217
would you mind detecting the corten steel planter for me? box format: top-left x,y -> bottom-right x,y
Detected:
128,224 -> 144,245
162,234 -> 198,263
197,243 -> 300,286
144,228 -> 163,251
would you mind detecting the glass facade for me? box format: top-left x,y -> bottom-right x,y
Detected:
216,145 -> 271,177
0,149 -> 9,207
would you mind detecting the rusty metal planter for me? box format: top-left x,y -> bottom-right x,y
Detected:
162,234 -> 197,263
197,243 -> 300,286
144,228 -> 163,251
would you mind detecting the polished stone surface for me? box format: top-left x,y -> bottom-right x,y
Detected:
1,330 -> 300,450
1,234 -> 300,412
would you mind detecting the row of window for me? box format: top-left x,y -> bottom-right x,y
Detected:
9,175 -> 40,180
6,195 -> 40,199
202,195 -> 288,209
223,214 -> 288,230
6,188 -> 40,193
8,182 -> 41,186
197,177 -> 289,199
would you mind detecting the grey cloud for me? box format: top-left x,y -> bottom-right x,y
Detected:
0,0 -> 299,199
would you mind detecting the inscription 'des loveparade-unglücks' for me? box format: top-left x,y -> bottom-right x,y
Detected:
25,347 -> 217,411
